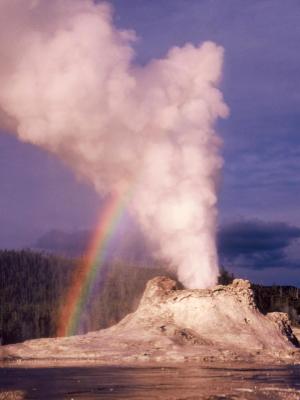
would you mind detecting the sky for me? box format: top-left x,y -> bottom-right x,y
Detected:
0,0 -> 299,286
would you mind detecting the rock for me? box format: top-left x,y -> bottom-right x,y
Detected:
1,276 -> 299,364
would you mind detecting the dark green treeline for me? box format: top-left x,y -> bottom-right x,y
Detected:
0,250 -> 75,344
0,250 -> 176,345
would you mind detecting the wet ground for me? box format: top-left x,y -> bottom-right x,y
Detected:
0,363 -> 300,399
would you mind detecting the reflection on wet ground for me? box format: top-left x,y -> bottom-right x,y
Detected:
0,364 -> 300,399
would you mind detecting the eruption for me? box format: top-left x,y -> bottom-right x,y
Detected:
0,0 -> 228,288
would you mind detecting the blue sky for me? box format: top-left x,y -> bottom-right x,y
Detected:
0,0 -> 299,285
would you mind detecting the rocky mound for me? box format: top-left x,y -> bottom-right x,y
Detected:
1,277 -> 299,364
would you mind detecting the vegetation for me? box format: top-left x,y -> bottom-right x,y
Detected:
0,250 -> 175,344
218,267 -> 235,285
0,250 -> 76,344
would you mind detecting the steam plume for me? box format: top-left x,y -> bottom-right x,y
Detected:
0,0 -> 228,288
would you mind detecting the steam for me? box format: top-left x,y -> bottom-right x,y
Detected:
0,0 -> 228,288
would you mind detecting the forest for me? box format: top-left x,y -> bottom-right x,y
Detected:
0,250 -> 181,345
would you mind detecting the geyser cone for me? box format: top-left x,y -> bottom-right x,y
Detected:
2,277 -> 299,364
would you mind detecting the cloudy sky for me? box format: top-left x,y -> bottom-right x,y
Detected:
0,0 -> 299,286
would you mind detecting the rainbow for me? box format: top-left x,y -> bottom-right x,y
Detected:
57,188 -> 131,337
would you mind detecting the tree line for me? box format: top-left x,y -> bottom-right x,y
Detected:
0,249 -> 180,344
0,249 -> 237,345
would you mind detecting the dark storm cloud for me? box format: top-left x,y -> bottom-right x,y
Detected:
35,224 -> 154,264
218,220 -> 300,270
35,229 -> 90,257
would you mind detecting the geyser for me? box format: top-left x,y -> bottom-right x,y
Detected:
2,277 -> 299,363
0,0 -> 229,288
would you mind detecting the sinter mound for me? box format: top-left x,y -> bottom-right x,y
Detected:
1,277 -> 299,364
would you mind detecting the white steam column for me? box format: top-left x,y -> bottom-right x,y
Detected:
0,0 -> 228,288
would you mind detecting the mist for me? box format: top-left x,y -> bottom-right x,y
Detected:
0,0 -> 228,288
